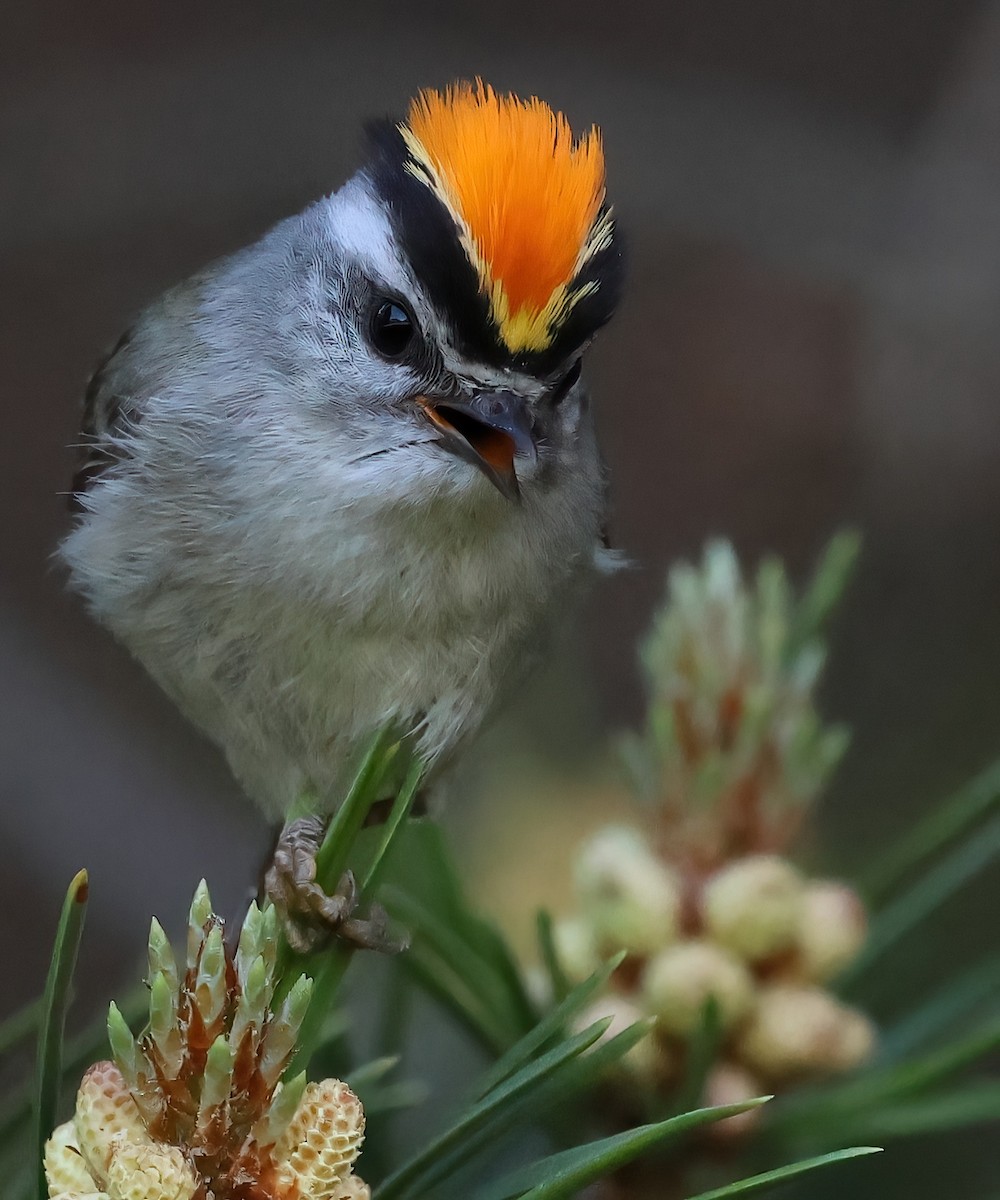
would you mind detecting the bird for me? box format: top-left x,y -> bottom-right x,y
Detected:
60,80 -> 624,950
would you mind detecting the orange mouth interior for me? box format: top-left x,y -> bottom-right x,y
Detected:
419,400 -> 516,475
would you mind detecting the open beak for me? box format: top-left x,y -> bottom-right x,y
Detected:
418,390 -> 537,501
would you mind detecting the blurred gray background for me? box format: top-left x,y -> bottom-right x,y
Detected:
2,2 -> 1000,1189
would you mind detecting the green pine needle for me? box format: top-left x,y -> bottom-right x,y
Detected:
399,948 -> 515,1055
861,756 -> 1000,906
473,1099 -> 772,1200
345,1056 -> 427,1117
374,1019 -> 612,1200
878,951 -> 1000,1064
33,869 -> 89,1200
526,1017 -> 658,1114
767,1012 -> 1000,1140
672,998 -> 723,1117
280,729 -> 424,1071
851,1082 -> 1000,1139
535,910 -> 572,1004
384,884 -> 533,1053
361,757 -> 425,893
841,815 -> 1000,998
389,822 -> 539,1037
870,1013 -> 1000,1100
314,726 -> 408,895
475,952 -> 626,1099
683,1146 -> 882,1199
785,530 -> 861,659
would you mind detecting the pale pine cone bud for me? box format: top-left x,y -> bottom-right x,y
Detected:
272,1079 -> 366,1198
642,940 -> 754,1036
335,1176 -> 371,1199
45,884 -> 373,1200
795,881 -> 867,982
574,995 -> 670,1084
73,1062 -> 151,1184
105,1140 -> 198,1200
575,826 -> 681,957
827,1007 -> 878,1073
48,1193 -> 109,1199
736,985 -> 876,1080
551,917 -> 601,983
44,1121 -> 97,1194
702,855 -> 804,962
702,1062 -> 765,1142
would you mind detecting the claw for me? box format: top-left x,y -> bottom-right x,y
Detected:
263,817 -> 404,956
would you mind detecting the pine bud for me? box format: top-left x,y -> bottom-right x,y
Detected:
106,1003 -> 142,1094
146,919 -> 179,994
338,1177 -> 371,1199
795,881 -> 867,982
272,1079 -> 366,1197
186,881 -> 213,969
193,924 -> 227,1027
44,1121 -> 98,1195
702,1062 -> 765,1142
736,985 -> 876,1080
574,995 -> 670,1084
642,940 -> 754,1036
828,1007 -> 877,1073
551,917 -> 600,983
252,1072 -> 309,1151
106,1139 -> 198,1200
702,855 -> 804,962
197,1036 -> 234,1125
259,973 -> 313,1090
45,881 -> 373,1200
575,826 -> 681,957
73,1061 -> 151,1182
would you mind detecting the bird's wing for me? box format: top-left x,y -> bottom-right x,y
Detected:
69,327 -> 139,511
68,272 -> 212,512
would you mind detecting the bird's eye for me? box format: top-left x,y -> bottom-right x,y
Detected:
552,358 -> 582,404
370,299 -> 416,359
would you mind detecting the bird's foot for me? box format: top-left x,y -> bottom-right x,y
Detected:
264,816 -> 407,956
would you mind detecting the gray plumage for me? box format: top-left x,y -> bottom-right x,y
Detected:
61,172 -> 614,819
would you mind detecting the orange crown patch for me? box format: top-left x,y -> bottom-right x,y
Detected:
401,81 -> 613,354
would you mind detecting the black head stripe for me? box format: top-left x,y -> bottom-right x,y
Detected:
365,120 -> 503,365
541,208 -> 626,371
363,119 -> 624,375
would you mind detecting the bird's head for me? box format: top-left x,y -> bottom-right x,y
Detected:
261,80 -> 624,504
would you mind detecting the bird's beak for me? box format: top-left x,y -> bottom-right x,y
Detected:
417,390 -> 537,501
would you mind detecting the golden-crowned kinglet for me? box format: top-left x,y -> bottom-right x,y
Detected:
60,81 -> 624,947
